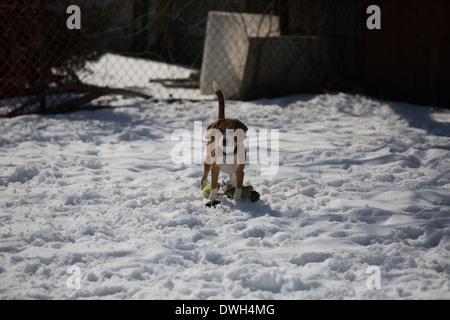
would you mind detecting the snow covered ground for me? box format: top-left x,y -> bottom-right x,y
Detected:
79,53 -> 204,100
1,56 -> 449,300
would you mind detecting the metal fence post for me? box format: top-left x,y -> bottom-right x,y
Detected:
38,0 -> 46,113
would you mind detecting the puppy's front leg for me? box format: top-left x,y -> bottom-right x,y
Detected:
230,173 -> 237,188
234,165 -> 245,201
209,165 -> 219,201
201,162 -> 211,189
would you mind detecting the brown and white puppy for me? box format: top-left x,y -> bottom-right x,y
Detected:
201,82 -> 248,201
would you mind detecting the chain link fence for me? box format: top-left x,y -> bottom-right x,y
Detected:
0,0 -> 359,117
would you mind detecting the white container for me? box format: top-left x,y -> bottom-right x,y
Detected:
200,11 -> 280,99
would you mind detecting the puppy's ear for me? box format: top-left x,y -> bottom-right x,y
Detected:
204,120 -> 223,140
206,119 -> 220,130
204,128 -> 216,140
230,119 -> 247,143
205,119 -> 227,140
232,119 -> 248,133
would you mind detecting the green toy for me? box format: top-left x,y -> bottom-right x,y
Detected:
202,183 -> 254,198
203,181 -> 260,207
202,182 -> 220,198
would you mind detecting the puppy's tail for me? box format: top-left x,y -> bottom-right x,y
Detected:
213,81 -> 225,119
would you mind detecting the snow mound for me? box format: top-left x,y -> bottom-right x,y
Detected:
0,92 -> 449,299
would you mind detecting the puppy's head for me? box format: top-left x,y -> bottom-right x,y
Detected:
204,118 -> 248,156
204,118 -> 248,139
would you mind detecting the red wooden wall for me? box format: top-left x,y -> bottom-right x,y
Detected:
358,0 -> 450,107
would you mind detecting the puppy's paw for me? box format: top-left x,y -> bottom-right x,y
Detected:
201,180 -> 209,189
205,199 -> 221,208
249,190 -> 260,202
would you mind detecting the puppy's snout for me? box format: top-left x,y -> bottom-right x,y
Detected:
222,135 -> 227,146
220,133 -> 234,154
